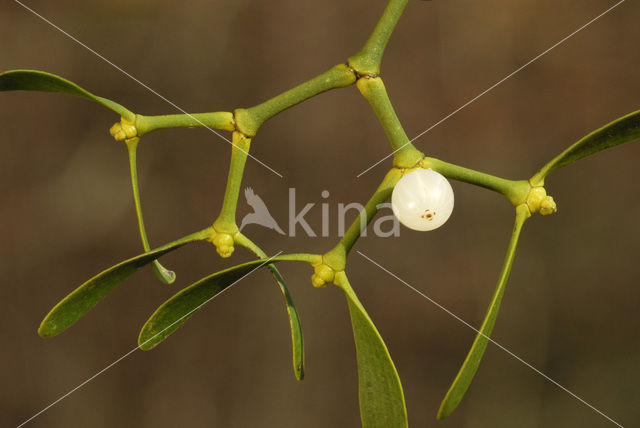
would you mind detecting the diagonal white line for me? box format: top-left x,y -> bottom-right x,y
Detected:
16,252 -> 283,428
356,250 -> 624,427
356,0 -> 626,178
13,0 -> 283,178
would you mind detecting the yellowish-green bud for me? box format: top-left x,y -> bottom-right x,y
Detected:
539,196 -> 557,215
211,233 -> 235,258
110,117 -> 138,142
526,186 -> 547,213
526,186 -> 557,215
311,274 -> 327,288
311,263 -> 334,288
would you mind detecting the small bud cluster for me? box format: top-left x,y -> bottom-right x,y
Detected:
109,117 -> 138,143
311,263 -> 335,288
526,186 -> 557,216
210,233 -> 235,258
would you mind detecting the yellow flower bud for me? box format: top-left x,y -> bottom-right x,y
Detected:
539,196 -> 557,216
526,186 -> 547,213
211,233 -> 234,258
526,186 -> 558,216
311,274 -> 328,288
109,117 -> 137,142
311,263 -> 335,288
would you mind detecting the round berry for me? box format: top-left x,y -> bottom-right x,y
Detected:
391,168 -> 454,231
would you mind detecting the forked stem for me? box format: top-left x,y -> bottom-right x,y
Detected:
348,0 -> 410,76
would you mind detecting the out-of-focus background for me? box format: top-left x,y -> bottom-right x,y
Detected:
1,1 -> 639,427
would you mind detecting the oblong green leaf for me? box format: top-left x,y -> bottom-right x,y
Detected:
437,205 -> 529,419
234,233 -> 306,380
125,138 -> 175,284
0,69 -> 133,119
138,254 -> 310,350
269,266 -> 305,380
38,228 -> 212,338
334,272 -> 407,428
532,110 -> 640,185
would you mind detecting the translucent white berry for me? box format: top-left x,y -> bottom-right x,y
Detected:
391,168 -> 454,231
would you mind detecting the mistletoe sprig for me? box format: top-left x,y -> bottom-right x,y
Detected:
2,0 -> 639,426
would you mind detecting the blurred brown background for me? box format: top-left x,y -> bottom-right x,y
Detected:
1,0 -> 639,427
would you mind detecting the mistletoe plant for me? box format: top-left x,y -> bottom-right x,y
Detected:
2,0 -> 639,426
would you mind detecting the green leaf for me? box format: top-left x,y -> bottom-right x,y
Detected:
234,233 -> 306,380
532,110 -> 640,185
333,272 -> 407,428
38,228 -> 211,338
125,138 -> 175,284
0,69 -> 133,120
437,205 -> 529,419
268,266 -> 305,380
138,254 -> 310,350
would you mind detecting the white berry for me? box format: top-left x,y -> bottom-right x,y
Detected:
391,168 -> 454,231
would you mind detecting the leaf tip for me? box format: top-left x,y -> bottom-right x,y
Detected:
37,319 -> 57,338
155,264 -> 176,284
295,363 -> 305,381
137,342 -> 153,351
137,327 -> 157,351
436,403 -> 451,420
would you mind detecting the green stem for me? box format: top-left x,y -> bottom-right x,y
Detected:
324,169 -> 402,271
213,131 -> 251,233
135,112 -> 235,137
125,138 -> 176,284
348,0 -> 409,75
421,157 -> 531,206
234,64 -> 356,136
234,233 -> 321,265
235,236 -> 321,267
356,77 -> 424,167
